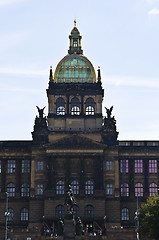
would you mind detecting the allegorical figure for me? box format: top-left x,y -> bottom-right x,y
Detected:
105,106 -> 113,118
36,106 -> 46,119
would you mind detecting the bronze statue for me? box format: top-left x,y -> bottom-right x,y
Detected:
105,106 -> 113,118
57,218 -> 64,236
64,185 -> 76,213
36,106 -> 46,119
76,217 -> 83,236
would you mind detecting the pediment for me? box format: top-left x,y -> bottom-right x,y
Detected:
47,135 -> 104,150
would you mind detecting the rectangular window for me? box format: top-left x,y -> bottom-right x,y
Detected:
106,161 -> 112,170
106,184 -> 113,195
7,160 -> 15,173
37,161 -> 43,171
120,160 -> 128,173
22,160 -> 30,173
135,160 -> 143,173
149,160 -> 157,173
37,184 -> 44,195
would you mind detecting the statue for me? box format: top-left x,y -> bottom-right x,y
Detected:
64,185 -> 76,213
76,217 -> 83,236
57,218 -> 64,236
105,106 -> 113,118
36,106 -> 46,119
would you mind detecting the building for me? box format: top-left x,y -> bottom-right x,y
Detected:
0,22 -> 159,240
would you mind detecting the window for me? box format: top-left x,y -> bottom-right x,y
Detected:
7,208 -> 14,221
122,208 -> 129,221
135,160 -> 143,173
149,160 -> 157,173
21,208 -> 28,221
56,98 -> 65,115
85,98 -> 95,115
21,183 -> 30,197
106,161 -> 112,170
73,40 -> 78,47
7,160 -> 15,173
0,160 -> 1,173
55,205 -> 64,219
71,97 -> 80,115
72,205 -> 79,218
7,183 -> 15,197
22,160 -> 30,173
121,183 -> 129,197
85,205 -> 94,218
56,181 -> 64,194
149,183 -> 157,196
71,180 -> 79,194
85,180 -> 93,195
120,160 -> 128,173
37,184 -> 44,195
135,183 -> 143,197
106,184 -> 113,195
37,161 -> 43,171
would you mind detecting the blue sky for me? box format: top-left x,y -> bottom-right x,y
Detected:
0,0 -> 159,140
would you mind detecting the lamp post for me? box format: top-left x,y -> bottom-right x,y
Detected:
5,192 -> 9,240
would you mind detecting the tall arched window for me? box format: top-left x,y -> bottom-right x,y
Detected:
56,98 -> 65,115
71,97 -> 80,115
121,183 -> 129,197
85,205 -> 94,218
135,183 -> 143,197
71,180 -> 79,194
72,205 -> 79,218
122,208 -> 129,221
149,183 -> 157,196
85,180 -> 93,195
21,208 -> 29,221
85,98 -> 95,115
56,180 -> 64,194
7,183 -> 15,197
7,208 -> 14,221
55,205 -> 65,219
21,183 -> 30,197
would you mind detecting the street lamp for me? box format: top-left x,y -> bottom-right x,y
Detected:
5,192 -> 9,240
135,192 -> 139,240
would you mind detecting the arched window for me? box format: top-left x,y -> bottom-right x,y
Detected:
7,208 -> 14,221
85,180 -> 93,195
37,184 -> 44,195
56,180 -> 64,194
135,183 -> 143,197
21,183 -> 30,197
71,97 -> 80,115
72,205 -> 79,218
21,208 -> 28,221
122,208 -> 129,221
55,205 -> 64,219
85,205 -> 94,218
149,183 -> 157,196
71,180 -> 79,194
56,98 -> 65,115
121,183 -> 129,197
73,40 -> 78,47
7,183 -> 15,197
85,98 -> 95,115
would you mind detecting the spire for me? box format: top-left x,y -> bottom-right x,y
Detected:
49,66 -> 53,81
68,20 -> 83,55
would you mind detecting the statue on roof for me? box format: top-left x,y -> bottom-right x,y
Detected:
105,106 -> 113,118
36,106 -> 46,119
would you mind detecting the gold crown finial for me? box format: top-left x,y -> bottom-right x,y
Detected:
74,19 -> 76,27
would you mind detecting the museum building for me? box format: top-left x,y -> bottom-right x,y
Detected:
0,22 -> 159,240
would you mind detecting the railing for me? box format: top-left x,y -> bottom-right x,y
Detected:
119,141 -> 159,147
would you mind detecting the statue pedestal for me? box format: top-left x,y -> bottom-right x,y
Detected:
63,213 -> 75,240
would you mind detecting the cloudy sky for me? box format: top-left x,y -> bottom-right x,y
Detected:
0,0 -> 159,140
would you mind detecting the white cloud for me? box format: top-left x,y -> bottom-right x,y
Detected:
103,75 -> 159,89
148,8 -> 159,14
0,0 -> 24,7
0,67 -> 48,76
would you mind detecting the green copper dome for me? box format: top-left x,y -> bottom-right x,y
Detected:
54,54 -> 96,83
53,22 -> 96,83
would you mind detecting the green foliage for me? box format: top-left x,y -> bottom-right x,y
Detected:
139,194 -> 159,240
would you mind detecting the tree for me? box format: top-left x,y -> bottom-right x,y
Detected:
139,194 -> 159,240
